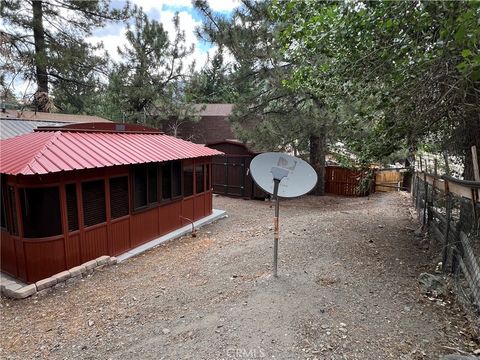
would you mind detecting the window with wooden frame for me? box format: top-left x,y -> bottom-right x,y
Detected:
82,180 -> 106,227
65,184 -> 79,232
133,163 -> 160,210
0,196 -> 6,230
172,161 -> 182,198
183,164 -> 194,197
161,160 -> 182,201
7,186 -> 18,235
1,181 -> 7,230
195,164 -> 205,194
110,176 -> 129,219
206,163 -> 211,191
20,187 -> 62,238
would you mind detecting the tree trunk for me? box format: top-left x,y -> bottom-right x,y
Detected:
32,0 -> 49,110
309,130 -> 326,196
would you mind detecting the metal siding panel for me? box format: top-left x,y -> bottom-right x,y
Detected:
110,218 -> 130,255
82,226 -> 109,261
159,201 -> 182,235
23,238 -> 66,283
130,209 -> 159,247
0,231 -> 17,277
182,198 -> 194,226
65,233 -> 81,268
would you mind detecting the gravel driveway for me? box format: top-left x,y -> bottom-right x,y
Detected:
0,192 -> 477,359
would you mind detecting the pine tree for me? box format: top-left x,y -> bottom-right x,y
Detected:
1,0 -> 130,111
112,9 -> 197,129
194,0 -> 331,194
185,47 -> 238,104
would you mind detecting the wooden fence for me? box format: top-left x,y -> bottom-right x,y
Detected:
375,169 -> 405,192
412,171 -> 480,311
325,166 -> 373,196
325,166 -> 408,196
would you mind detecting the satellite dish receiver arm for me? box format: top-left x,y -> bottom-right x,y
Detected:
270,166 -> 289,278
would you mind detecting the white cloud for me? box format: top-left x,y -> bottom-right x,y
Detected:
130,0 -> 241,12
88,28 -> 129,62
7,1 -> 240,97
130,0 -> 192,12
87,7 -> 216,71
208,0 -> 241,12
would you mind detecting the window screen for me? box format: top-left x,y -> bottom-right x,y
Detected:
110,177 -> 129,219
82,180 -> 106,227
65,184 -> 79,231
206,164 -> 210,190
183,164 -> 194,197
0,178 -> 5,229
134,165 -> 148,209
148,165 -> 158,203
161,163 -> 172,200
196,164 -> 205,194
172,161 -> 182,198
1,191 -> 6,229
21,187 -> 62,238
7,186 -> 18,235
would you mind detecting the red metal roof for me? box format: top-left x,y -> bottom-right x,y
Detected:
0,130 -> 223,175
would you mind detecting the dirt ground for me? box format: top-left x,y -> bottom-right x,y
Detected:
1,192 -> 478,360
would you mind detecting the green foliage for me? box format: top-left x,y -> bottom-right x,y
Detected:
1,0 -> 130,110
185,47 -> 239,104
194,0 -> 333,152
273,1 -> 480,173
110,8 -> 197,128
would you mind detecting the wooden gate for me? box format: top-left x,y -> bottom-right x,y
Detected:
375,169 -> 405,192
212,155 -> 247,197
325,166 -> 371,196
207,141 -> 267,199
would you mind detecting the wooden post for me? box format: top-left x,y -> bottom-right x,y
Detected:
442,180 -> 452,273
416,171 -> 421,209
472,146 -> 480,182
423,172 -> 428,226
419,156 -> 423,171
472,145 -> 480,201
434,158 -> 438,176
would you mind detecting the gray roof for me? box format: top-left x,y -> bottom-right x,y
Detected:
0,119 -> 65,140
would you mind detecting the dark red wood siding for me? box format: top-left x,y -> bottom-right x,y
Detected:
0,158 -> 214,283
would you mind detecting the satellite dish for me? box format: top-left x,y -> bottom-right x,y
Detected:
250,152 -> 318,277
250,152 -> 318,198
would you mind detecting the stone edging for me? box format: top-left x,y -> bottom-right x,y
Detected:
0,255 -> 117,299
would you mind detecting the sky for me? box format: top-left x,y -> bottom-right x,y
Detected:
6,0 -> 240,99
90,0 -> 240,70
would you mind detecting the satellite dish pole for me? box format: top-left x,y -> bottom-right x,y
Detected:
271,166 -> 289,277
250,153 -> 318,278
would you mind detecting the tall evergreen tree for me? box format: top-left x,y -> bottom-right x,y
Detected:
1,0 -> 130,111
194,0 -> 332,194
185,47 -> 238,104
112,9 -> 197,129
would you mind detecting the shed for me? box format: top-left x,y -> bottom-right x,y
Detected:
0,122 -> 222,283
206,140 -> 267,199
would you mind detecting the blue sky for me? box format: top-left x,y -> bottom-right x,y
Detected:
88,0 -> 239,67
5,0 -> 239,97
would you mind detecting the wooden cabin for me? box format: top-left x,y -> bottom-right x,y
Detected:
0,123 -> 222,283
